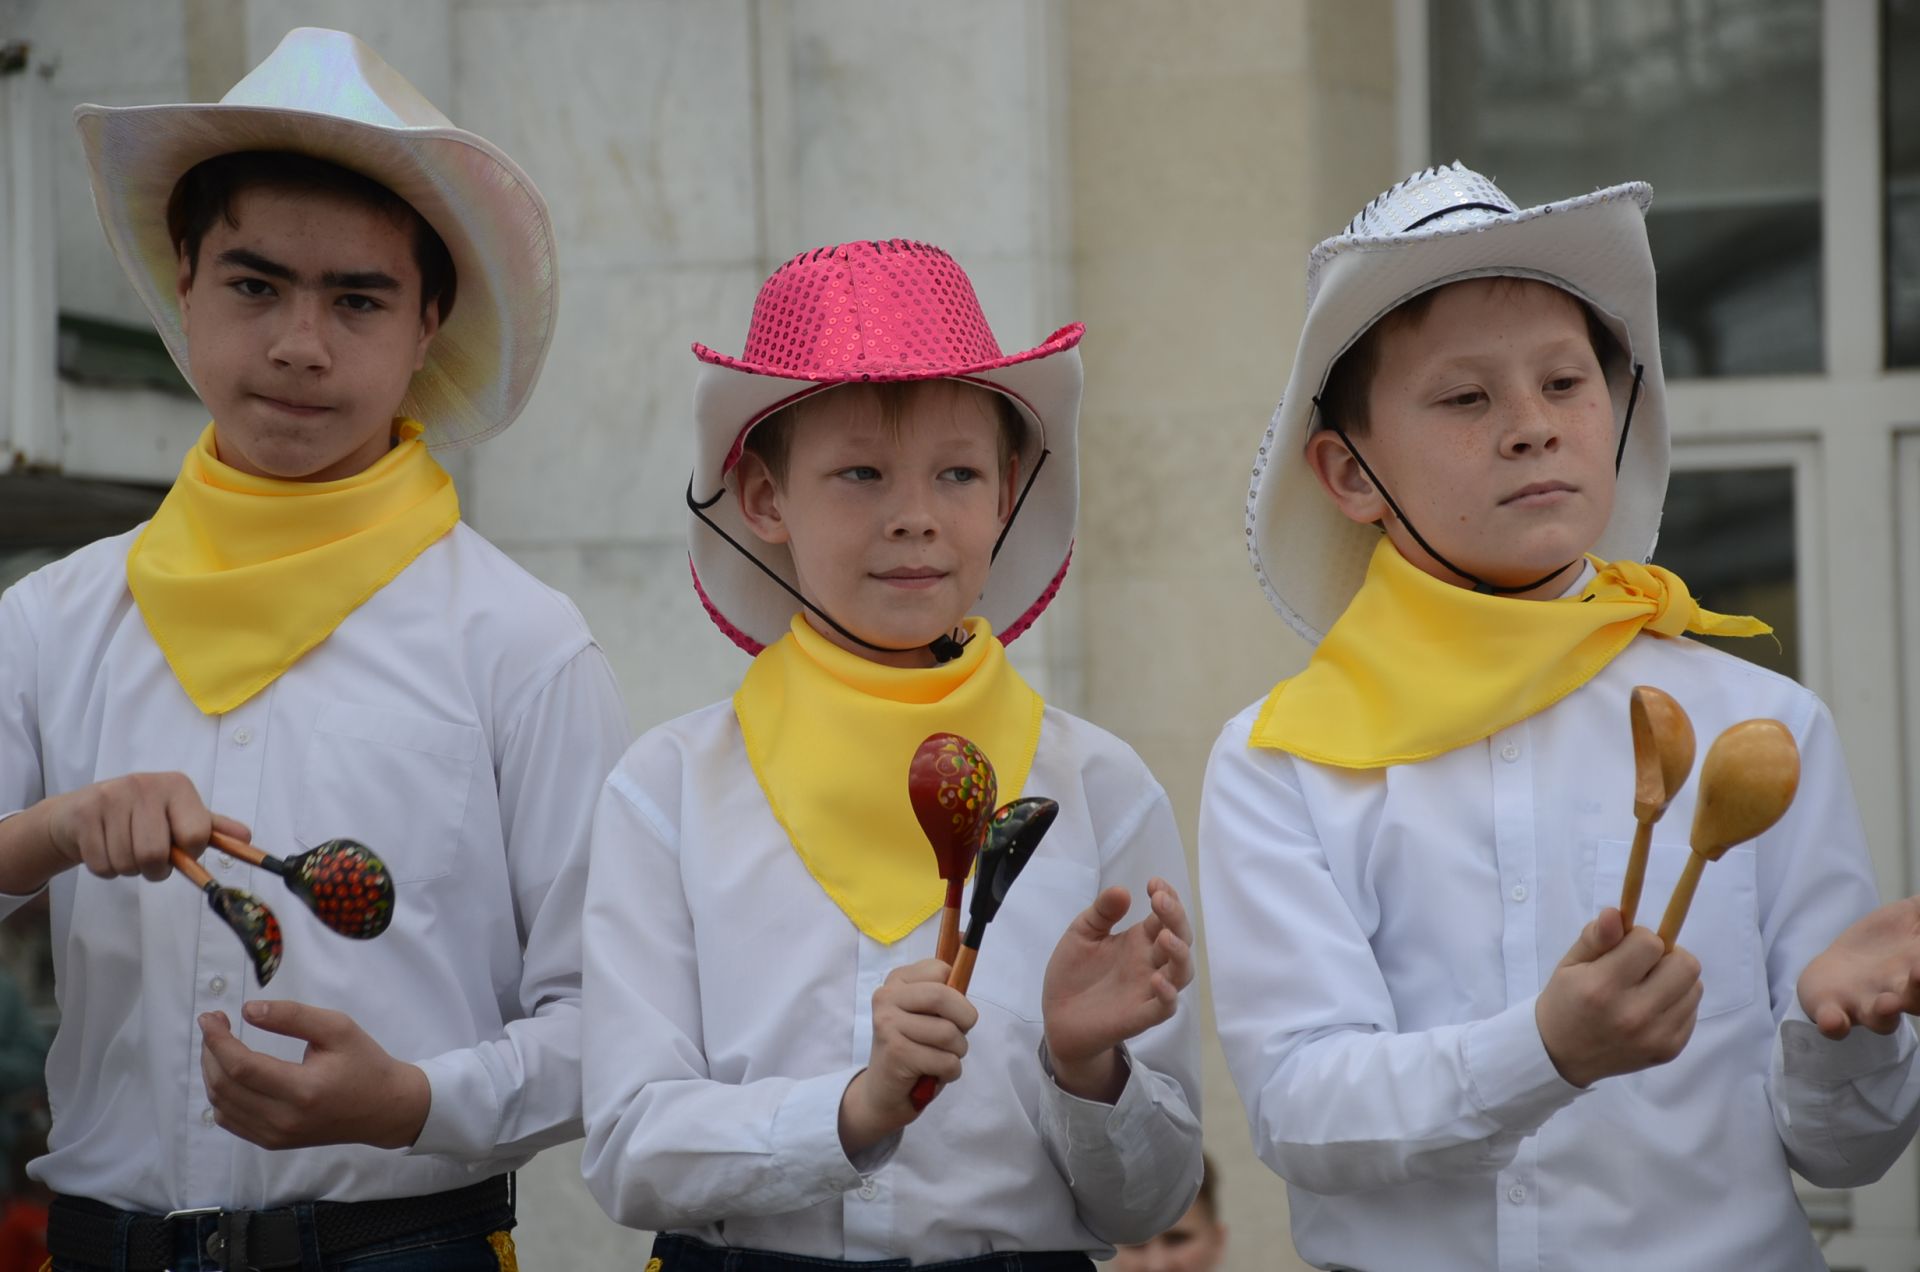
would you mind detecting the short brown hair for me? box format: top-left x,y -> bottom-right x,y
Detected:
1317,277 -> 1624,437
167,150 -> 456,322
744,379 -> 1026,487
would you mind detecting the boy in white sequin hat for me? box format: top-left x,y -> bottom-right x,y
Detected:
0,28 -> 629,1269
1198,163 -> 1920,1270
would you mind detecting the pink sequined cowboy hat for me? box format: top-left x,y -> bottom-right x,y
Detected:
688,238 -> 1084,654
74,27 -> 557,451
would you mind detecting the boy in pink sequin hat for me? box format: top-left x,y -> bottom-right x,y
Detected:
580,240 -> 1203,1266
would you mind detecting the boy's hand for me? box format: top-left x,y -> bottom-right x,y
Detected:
1041,878 -> 1193,1103
44,772 -> 247,881
199,1001 -> 430,1150
1798,897 -> 1920,1039
1537,907 -> 1702,1088
838,960 -> 977,1156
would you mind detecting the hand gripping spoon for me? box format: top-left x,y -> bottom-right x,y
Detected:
172,848 -> 284,985
1618,686 -> 1696,929
210,829 -> 396,940
1656,719 -> 1800,952
909,797 -> 1060,1111
909,733 -> 998,966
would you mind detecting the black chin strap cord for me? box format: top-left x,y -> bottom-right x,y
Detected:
1313,362 -> 1645,597
686,448 -> 1051,664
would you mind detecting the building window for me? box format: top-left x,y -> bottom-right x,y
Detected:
1428,0 -> 1823,378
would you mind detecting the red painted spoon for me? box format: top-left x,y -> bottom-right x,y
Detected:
210,829 -> 396,940
909,733 -> 997,966
172,848 -> 284,986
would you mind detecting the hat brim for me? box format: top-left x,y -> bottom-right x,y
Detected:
687,333 -> 1084,652
74,102 -> 557,451
1248,183 -> 1668,644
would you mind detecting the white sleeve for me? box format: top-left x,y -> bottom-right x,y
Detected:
0,580 -> 49,918
1035,786 -> 1203,1243
1761,696 -> 1920,1186
579,759 -> 881,1230
409,645 -> 632,1160
1199,721 -> 1584,1195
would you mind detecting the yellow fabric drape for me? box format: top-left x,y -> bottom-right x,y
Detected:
126,420 -> 459,715
735,614 -> 1045,943
1251,538 -> 1770,768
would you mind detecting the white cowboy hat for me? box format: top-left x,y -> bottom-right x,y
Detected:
74,26 -> 556,450
687,238 -> 1083,654
1247,161 -> 1669,644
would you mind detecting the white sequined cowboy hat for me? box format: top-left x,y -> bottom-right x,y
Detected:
687,238 -> 1083,654
1247,161 -> 1668,644
74,26 -> 556,451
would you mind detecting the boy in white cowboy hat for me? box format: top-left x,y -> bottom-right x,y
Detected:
0,27 -> 629,1271
1199,162 -> 1920,1270
579,239 -> 1202,1267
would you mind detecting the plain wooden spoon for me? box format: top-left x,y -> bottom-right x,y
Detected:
1618,686 -> 1696,929
1657,719 -> 1799,951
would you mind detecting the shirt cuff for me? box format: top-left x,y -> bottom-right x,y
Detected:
1778,1005 -> 1919,1084
1462,996 -> 1586,1126
409,1052 -> 500,1159
774,1066 -> 898,1186
1037,1040 -> 1156,1145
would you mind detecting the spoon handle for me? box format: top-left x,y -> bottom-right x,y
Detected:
1618,820 -> 1655,929
170,847 -> 215,889
209,829 -> 288,878
1656,852 -> 1708,952
908,944 -> 987,1111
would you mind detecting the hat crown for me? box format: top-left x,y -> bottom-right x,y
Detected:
737,239 -> 1006,378
220,27 -> 453,131
1344,161 -> 1520,239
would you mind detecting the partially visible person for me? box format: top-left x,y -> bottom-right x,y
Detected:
1110,1152 -> 1226,1272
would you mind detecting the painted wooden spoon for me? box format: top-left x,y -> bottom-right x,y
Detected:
909,733 -> 997,966
210,829 -> 395,940
172,848 -> 284,986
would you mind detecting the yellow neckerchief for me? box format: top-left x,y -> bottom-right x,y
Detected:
126,420 -> 460,715
735,613 -> 1045,944
1250,537 -> 1771,768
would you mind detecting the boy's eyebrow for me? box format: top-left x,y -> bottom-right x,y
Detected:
213,249 -> 403,293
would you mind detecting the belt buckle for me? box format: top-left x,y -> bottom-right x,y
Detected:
164,1205 -> 238,1269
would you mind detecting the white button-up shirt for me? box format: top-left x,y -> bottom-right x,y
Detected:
0,524 -> 630,1211
581,702 -> 1203,1259
1200,632 -> 1920,1271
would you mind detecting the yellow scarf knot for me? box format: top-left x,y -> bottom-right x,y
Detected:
126,421 -> 460,715
734,615 -> 1044,943
1249,539 -> 1770,768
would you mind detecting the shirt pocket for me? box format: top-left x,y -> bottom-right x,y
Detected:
967,856 -> 1100,1023
294,703 -> 482,884
1591,837 -> 1760,1021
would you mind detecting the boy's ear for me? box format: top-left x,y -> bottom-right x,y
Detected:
412,299 -> 442,372
734,453 -> 791,546
998,451 -> 1021,524
175,247 -> 195,330
1305,429 -> 1389,526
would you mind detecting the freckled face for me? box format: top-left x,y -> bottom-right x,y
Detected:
1310,278 -> 1620,595
176,186 -> 438,482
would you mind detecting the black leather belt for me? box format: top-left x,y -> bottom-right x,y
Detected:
47,1173 -> 512,1271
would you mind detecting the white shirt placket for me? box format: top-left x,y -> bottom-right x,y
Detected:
1488,722 -> 1540,1271
842,928 -> 905,1256
184,690 -> 272,1199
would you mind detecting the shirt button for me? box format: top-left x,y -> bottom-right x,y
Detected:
232,726 -> 253,745
201,1108 -> 217,1127
1500,743 -> 1520,763
216,854 -> 233,871
858,1179 -> 877,1201
1507,1183 -> 1528,1204
1510,884 -> 1528,903
208,976 -> 227,996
